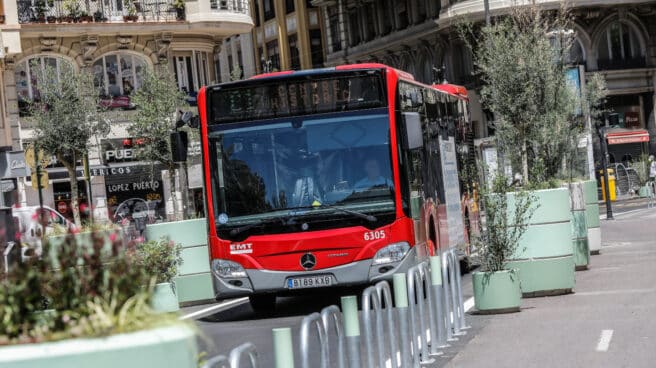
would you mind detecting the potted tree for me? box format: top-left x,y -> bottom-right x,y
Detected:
172,0 -> 185,20
62,0 -> 80,22
123,0 -> 139,22
136,238 -> 183,313
472,175 -> 537,313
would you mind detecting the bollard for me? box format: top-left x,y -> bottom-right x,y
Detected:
321,305 -> 346,368
300,312 -> 328,368
419,261 -> 443,357
375,281 -> 398,368
452,249 -> 470,331
228,342 -> 259,368
341,296 -> 361,368
273,328 -> 295,368
393,273 -> 412,368
429,255 -> 449,349
201,355 -> 230,368
407,264 -> 435,366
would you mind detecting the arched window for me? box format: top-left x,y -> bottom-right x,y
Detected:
597,21 -> 644,69
93,53 -> 147,98
566,38 -> 586,65
15,55 -> 74,116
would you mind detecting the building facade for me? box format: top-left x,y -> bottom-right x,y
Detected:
315,0 -> 656,174
0,0 -> 252,224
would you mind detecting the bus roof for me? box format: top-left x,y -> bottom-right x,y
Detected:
248,63 -> 415,82
432,83 -> 469,100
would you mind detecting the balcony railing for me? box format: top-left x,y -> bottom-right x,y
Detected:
210,0 -> 249,14
17,0 -> 185,24
597,57 -> 647,71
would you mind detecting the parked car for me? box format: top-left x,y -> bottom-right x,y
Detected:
12,205 -> 77,260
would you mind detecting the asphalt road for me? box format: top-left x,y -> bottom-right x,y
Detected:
190,202 -> 655,367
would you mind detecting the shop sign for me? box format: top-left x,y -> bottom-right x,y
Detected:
0,151 -> 28,178
625,112 -> 640,128
90,165 -> 135,177
102,138 -> 201,165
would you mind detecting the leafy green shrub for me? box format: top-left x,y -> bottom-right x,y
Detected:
135,238 -> 183,284
477,175 -> 538,272
0,230 -> 165,345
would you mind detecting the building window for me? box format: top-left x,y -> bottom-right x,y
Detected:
566,38 -> 585,65
310,29 -> 323,68
452,44 -> 474,85
328,7 -> 342,52
253,1 -> 260,26
93,53 -> 147,99
174,51 -> 211,99
266,40 -> 280,70
289,35 -> 301,70
15,55 -> 73,116
396,0 -> 409,30
348,9 -> 361,47
597,21 -> 644,69
285,0 -> 294,14
364,3 -> 376,41
263,0 -> 275,21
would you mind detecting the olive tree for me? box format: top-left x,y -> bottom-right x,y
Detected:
29,64 -> 109,226
128,65 -> 186,220
462,5 -> 605,184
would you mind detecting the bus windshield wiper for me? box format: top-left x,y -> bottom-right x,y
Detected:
312,203 -> 377,222
228,216 -> 288,236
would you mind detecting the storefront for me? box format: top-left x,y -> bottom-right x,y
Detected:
605,128 -> 650,164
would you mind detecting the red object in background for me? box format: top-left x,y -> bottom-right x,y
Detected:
57,201 -> 68,214
122,138 -> 133,147
79,202 -> 88,215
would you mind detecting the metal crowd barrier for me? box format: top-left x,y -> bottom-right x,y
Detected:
209,247 -> 469,368
202,342 -> 258,368
362,281 -> 398,368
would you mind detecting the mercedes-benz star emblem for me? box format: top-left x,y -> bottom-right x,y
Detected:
300,253 -> 316,270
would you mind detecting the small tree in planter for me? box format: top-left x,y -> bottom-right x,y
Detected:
472,174 -> 537,313
128,66 -> 187,221
135,238 -> 183,312
28,64 -> 110,227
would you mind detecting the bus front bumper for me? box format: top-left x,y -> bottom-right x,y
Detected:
211,247 -> 418,300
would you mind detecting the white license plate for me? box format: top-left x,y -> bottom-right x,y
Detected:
286,275 -> 333,289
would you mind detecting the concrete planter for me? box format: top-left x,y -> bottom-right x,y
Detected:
151,282 -> 180,313
506,187 -> 575,297
582,180 -> 601,255
146,219 -> 214,305
638,185 -> 652,198
472,269 -> 521,313
0,325 -> 198,368
567,182 -> 589,271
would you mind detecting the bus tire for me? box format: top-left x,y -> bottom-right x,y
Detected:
249,294 -> 276,315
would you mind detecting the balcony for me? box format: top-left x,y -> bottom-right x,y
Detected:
17,0 -> 184,24
12,0 -> 253,39
597,57 -> 647,71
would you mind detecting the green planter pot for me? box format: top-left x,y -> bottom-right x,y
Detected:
582,180 -> 601,255
0,325 -> 197,368
472,269 -> 521,313
151,282 -> 180,313
146,219 -> 214,305
506,187 -> 575,297
568,182 -> 589,271
638,185 -> 652,198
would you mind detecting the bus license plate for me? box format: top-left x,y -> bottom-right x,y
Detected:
287,275 -> 333,289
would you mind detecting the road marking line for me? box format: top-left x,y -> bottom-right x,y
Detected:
179,297 -> 249,320
464,297 -> 475,312
596,329 -> 614,352
575,288 -> 655,296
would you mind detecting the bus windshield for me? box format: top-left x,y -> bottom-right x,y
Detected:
208,109 -> 395,228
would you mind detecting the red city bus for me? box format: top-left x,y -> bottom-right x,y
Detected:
197,63 -> 466,311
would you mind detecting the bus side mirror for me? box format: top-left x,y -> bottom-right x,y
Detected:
402,112 -> 423,150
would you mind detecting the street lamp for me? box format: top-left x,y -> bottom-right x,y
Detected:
596,116 -> 614,220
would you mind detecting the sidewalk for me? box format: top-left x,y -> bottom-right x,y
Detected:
446,208 -> 656,367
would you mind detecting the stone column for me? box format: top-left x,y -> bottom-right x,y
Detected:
240,33 -> 256,78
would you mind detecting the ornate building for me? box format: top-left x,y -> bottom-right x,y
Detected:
0,0 -> 252,221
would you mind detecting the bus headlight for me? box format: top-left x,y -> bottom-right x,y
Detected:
372,242 -> 410,265
212,259 -> 247,278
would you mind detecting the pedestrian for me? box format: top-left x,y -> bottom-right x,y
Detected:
648,156 -> 656,208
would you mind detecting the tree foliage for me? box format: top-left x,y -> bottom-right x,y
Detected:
29,64 -> 109,226
462,5 -> 605,184
128,66 -> 186,218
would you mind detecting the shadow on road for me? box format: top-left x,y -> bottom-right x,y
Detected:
199,286 -> 368,323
